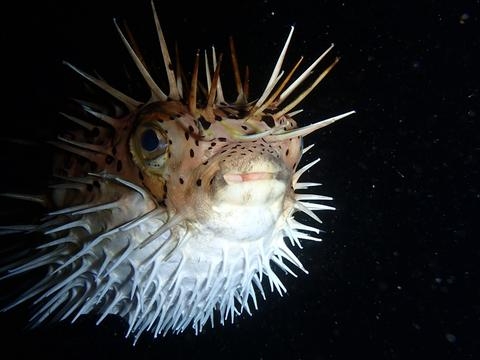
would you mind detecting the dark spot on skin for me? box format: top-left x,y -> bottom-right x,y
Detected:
209,177 -> 214,185
262,115 -> 276,128
241,125 -> 248,131
237,109 -> 249,118
218,137 -> 227,142
211,142 -> 216,147
169,139 -> 173,145
286,149 -> 289,156
215,115 -> 222,121
168,152 -> 172,158
117,160 -> 123,172
179,177 -> 184,184
163,183 -> 167,194
106,155 -> 114,164
185,131 -> 190,140
188,125 -> 194,133
190,149 -> 195,158
168,63 -> 174,70
195,139 -> 199,146
196,179 -> 202,186
203,160 -> 209,165
199,116 -> 211,130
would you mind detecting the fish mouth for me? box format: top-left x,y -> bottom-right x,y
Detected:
223,171 -> 277,184
190,151 -> 292,238
215,149 -> 289,183
212,161 -> 291,207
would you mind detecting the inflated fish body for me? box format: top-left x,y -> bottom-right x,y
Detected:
1,2 -> 353,343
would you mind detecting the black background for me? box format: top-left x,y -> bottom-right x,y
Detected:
0,0 -> 478,359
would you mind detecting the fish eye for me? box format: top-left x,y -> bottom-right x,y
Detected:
141,128 -> 162,152
130,123 -> 169,173
137,126 -> 168,161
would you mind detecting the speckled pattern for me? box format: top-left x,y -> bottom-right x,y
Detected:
0,0 -> 478,359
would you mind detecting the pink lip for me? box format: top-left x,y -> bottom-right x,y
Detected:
223,172 -> 275,183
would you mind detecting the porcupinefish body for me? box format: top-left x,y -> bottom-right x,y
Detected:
0,1 -> 354,343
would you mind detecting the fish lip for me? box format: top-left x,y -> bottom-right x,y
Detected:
223,171 -> 277,183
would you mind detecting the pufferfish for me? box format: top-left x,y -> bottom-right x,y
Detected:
0,2 -> 354,343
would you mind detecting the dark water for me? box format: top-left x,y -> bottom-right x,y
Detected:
0,0 -> 478,359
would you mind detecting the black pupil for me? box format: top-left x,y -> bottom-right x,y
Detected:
141,129 -> 160,152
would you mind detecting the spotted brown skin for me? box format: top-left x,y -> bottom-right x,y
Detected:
0,1 -> 354,343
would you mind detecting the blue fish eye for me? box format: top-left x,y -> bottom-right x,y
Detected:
141,129 -> 160,152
